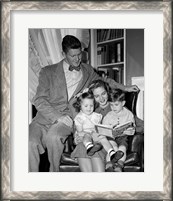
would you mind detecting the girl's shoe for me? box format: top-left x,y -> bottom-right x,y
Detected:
87,143 -> 102,156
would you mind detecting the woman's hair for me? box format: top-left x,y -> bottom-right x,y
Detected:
108,89 -> 125,102
62,35 -> 81,54
88,79 -> 111,94
73,91 -> 95,112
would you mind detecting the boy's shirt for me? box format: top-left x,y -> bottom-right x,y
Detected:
103,107 -> 135,127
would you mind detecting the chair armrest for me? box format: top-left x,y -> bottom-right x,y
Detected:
125,133 -> 144,169
130,133 -> 144,154
63,134 -> 76,154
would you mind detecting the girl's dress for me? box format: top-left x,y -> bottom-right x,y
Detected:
71,105 -> 111,161
71,142 -> 106,161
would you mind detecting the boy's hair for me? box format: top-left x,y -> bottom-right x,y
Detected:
73,91 -> 94,112
89,79 -> 111,94
109,89 -> 125,102
62,35 -> 81,54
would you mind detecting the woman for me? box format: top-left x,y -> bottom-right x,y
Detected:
89,79 -> 112,117
73,79 -> 144,172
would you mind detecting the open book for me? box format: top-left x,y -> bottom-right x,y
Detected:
95,121 -> 134,139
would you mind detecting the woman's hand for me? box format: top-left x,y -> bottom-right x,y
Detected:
125,85 -> 139,92
74,132 -> 84,145
123,127 -> 135,135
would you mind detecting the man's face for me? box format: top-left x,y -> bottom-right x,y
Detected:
64,48 -> 82,67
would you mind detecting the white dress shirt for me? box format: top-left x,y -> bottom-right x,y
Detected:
63,61 -> 83,100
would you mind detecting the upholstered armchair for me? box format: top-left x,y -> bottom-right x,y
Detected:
37,91 -> 144,172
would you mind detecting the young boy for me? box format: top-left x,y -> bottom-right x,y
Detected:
103,89 -> 135,172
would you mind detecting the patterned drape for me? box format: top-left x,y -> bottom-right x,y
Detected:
29,28 -> 90,103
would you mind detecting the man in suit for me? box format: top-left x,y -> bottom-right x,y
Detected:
29,35 -> 139,172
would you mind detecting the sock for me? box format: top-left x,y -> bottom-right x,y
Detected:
85,142 -> 93,151
108,149 -> 116,159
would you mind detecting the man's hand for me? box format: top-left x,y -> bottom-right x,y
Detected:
58,115 -> 73,128
125,85 -> 139,92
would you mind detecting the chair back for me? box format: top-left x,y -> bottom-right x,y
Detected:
32,91 -> 139,118
124,91 -> 139,116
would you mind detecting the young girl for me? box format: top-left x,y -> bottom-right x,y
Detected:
102,89 -> 136,171
71,90 -> 124,165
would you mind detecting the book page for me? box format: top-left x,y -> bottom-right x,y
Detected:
96,126 -> 114,138
95,121 -> 134,139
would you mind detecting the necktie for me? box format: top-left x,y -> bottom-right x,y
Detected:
69,65 -> 81,71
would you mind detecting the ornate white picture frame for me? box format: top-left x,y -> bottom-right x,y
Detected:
1,1 -> 172,200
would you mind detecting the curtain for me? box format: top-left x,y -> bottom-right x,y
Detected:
29,28 -> 90,103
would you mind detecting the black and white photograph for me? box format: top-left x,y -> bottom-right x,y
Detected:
29,28 -> 144,173
1,0 -> 172,200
